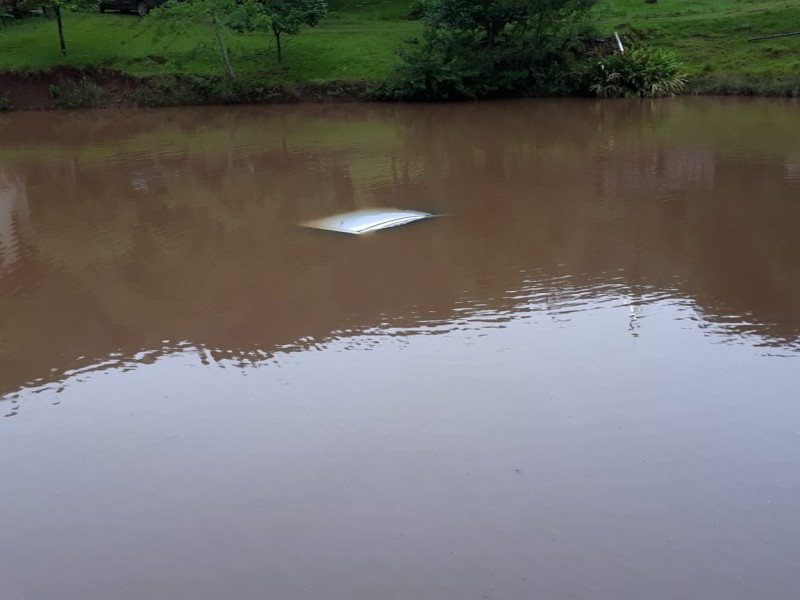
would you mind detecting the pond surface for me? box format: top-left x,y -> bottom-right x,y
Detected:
1,98 -> 799,599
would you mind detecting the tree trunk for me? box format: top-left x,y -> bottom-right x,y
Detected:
214,27 -> 236,80
485,22 -> 498,48
55,4 -> 66,55
274,27 -> 282,64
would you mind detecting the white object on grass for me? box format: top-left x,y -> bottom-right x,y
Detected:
614,31 -> 625,53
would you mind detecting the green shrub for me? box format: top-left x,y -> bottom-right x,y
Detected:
381,0 -> 598,101
126,73 -> 218,107
127,74 -> 371,106
687,73 -> 800,97
579,46 -> 687,98
406,0 -> 426,20
382,6 -> 597,101
0,93 -> 11,110
52,77 -> 108,108
380,29 -> 505,100
0,5 -> 13,27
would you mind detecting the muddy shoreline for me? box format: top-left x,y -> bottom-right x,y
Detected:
0,67 -> 374,110
1,66 -> 798,111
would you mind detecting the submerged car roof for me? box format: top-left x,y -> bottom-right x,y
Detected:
302,208 -> 435,235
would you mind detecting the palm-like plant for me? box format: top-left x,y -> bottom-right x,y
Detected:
583,46 -> 687,98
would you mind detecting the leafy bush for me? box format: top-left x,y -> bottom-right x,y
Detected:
579,46 -> 687,98
0,5 -> 13,27
126,73 -> 218,106
406,0 -> 426,20
52,77 -> 107,108
384,0 -> 597,100
382,27 -> 589,100
687,73 -> 800,97
381,30 -> 504,100
127,74 -> 371,107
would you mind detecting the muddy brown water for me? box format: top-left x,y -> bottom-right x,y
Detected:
1,98 -> 799,599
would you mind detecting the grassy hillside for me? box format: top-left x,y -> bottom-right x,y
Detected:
594,0 -> 800,78
0,0 -> 798,88
0,0 -> 420,81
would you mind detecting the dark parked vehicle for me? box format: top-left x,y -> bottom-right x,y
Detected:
99,0 -> 166,16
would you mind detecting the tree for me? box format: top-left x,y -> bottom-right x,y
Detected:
152,0 -> 268,80
424,0 -> 595,47
388,0 -> 598,100
254,0 -> 326,64
424,0 -> 526,48
17,0 -> 98,54
52,0 -> 69,55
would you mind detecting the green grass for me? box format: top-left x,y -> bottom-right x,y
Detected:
0,1 -> 420,81
0,0 -> 798,87
593,0 -> 800,77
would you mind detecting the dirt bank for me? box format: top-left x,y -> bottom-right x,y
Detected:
0,67 -> 374,110
0,67 -> 139,110
1,67 -> 799,111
